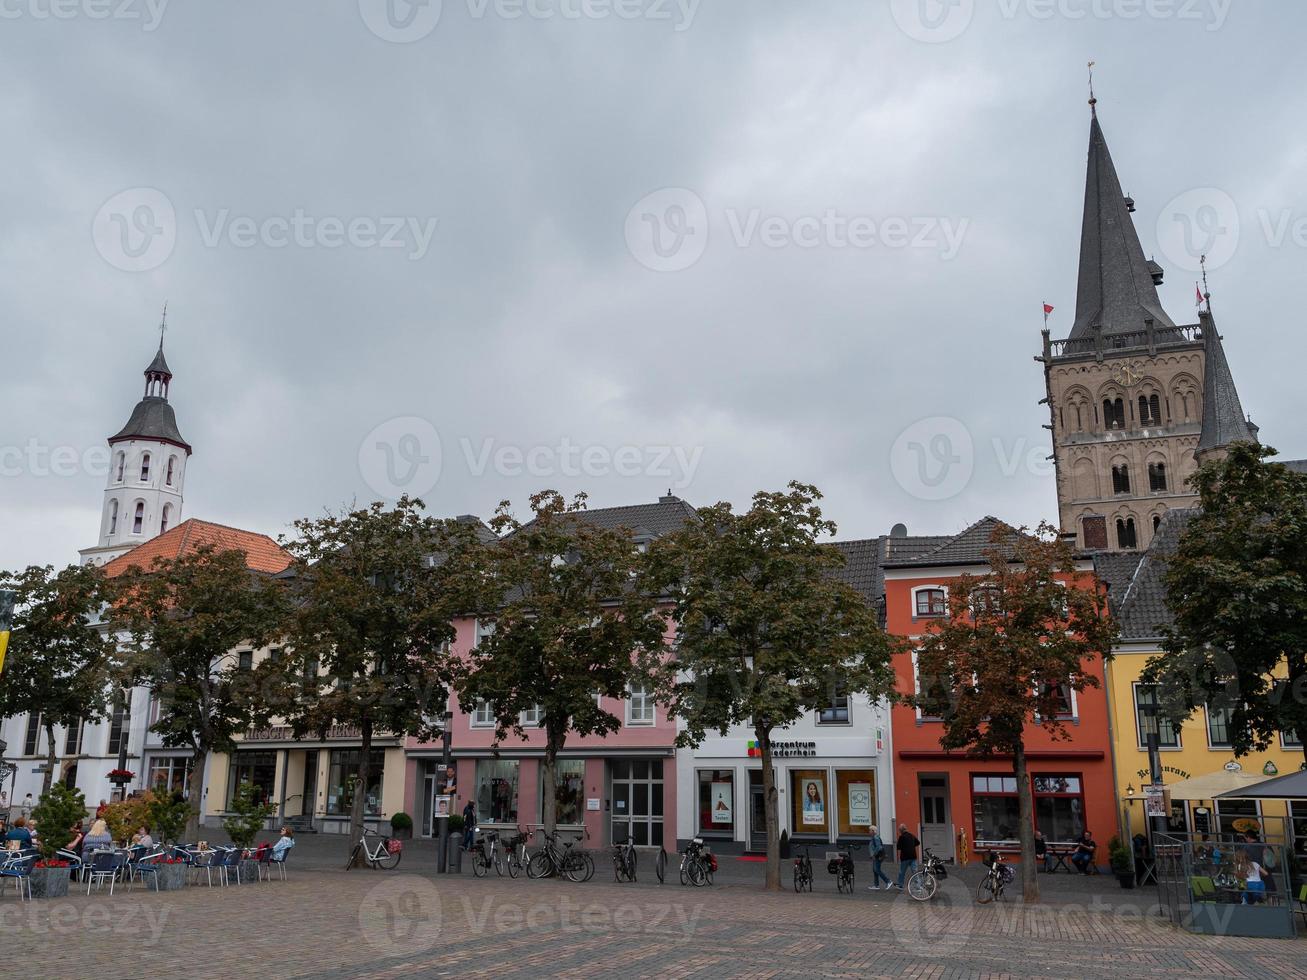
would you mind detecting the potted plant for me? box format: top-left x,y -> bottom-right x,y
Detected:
148,791 -> 192,890
390,811 -> 414,840
1108,836 -> 1133,889
222,781 -> 274,883
103,791 -> 155,845
106,768 -> 136,794
29,784 -> 86,898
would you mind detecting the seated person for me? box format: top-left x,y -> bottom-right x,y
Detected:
130,826 -> 155,849
1033,830 -> 1050,872
271,825 -> 296,860
81,819 -> 114,853
4,816 -> 34,849
1070,831 -> 1097,874
67,821 -> 86,855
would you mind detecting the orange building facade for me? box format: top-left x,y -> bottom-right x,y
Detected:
882,519 -> 1118,865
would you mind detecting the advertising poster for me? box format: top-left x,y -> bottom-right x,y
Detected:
711,781 -> 733,823
848,783 -> 872,826
801,778 -> 825,826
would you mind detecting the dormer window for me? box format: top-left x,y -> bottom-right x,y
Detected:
140,453 -> 151,482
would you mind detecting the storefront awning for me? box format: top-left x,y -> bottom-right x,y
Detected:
1213,767 -> 1307,800
1162,770 -> 1273,800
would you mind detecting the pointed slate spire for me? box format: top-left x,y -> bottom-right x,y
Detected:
1070,110 -> 1176,339
1196,312 -> 1257,456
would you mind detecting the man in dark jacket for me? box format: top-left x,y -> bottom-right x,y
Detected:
894,824 -> 920,889
461,800 -> 476,850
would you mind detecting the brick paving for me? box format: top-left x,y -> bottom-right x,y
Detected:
2,855 -> 1303,979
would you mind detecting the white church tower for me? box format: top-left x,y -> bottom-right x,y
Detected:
80,321 -> 191,567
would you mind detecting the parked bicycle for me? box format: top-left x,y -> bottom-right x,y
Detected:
345,826 -> 403,871
680,837 -> 715,887
612,834 -> 638,883
793,843 -> 814,893
907,847 -> 948,901
977,851 -> 1014,904
527,829 -> 594,882
469,827 -> 504,878
503,827 -> 531,879
827,842 -> 863,893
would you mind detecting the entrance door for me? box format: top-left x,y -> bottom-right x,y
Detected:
918,775 -> 952,860
301,750 -> 318,825
749,771 -> 768,851
610,759 -> 663,846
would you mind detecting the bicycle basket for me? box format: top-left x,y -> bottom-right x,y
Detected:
999,864 -> 1015,885
386,839 -> 403,855
826,859 -> 842,875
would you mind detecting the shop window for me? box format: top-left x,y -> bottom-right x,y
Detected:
1214,798 -> 1261,838
1134,683 -> 1180,748
475,760 -> 519,824
1031,775 -> 1085,842
697,770 -> 734,836
326,749 -> 385,816
544,759 -> 586,826
835,770 -> 876,837
971,775 -> 1020,844
790,769 -> 829,835
229,751 -> 278,808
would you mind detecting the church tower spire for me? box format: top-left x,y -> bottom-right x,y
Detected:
1195,310 -> 1257,460
80,312 -> 192,566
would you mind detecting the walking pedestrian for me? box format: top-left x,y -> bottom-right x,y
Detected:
893,823 -> 919,889
461,799 -> 476,851
867,824 -> 891,890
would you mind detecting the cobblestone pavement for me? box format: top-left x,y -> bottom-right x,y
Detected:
3,861 -> 1303,979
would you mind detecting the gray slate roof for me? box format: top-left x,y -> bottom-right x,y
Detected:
830,538 -> 886,602
512,494 -> 700,542
1070,112 -> 1177,340
146,345 -> 172,378
1282,460 -> 1307,475
1094,507 -> 1197,641
109,395 -> 190,450
1197,316 -> 1258,453
883,516 -> 1021,568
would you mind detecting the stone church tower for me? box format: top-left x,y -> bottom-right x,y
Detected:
80,330 -> 192,566
1039,105 -> 1256,552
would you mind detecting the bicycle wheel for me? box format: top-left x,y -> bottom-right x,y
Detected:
976,876 -> 996,904
688,859 -> 707,887
507,852 -> 521,879
493,848 -> 505,877
793,865 -> 802,892
374,842 -> 402,871
345,844 -> 361,871
680,859 -> 690,886
527,851 -> 552,879
628,850 -> 638,882
907,870 -> 937,901
563,853 -> 588,883
655,848 -> 667,884
473,850 -> 488,877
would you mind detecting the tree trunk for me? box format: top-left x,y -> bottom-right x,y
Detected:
757,725 -> 781,891
184,748 -> 207,841
41,722 -> 57,796
542,735 -> 558,838
351,717 -> 373,860
1014,739 -> 1040,904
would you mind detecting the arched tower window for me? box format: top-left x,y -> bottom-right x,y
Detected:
1148,461 -> 1168,492
1138,393 -> 1163,427
107,500 -> 119,535
114,452 -> 125,482
161,504 -> 172,534
133,501 -> 145,534
140,452 -> 151,482
165,456 -> 177,486
1111,463 -> 1131,495
1152,514 -> 1163,533
1116,517 -> 1138,550
1103,398 -> 1126,430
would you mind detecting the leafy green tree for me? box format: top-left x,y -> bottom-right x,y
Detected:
113,545 -> 288,840
223,780 -> 276,849
278,497 -> 482,858
645,483 -> 899,891
456,491 -> 667,838
911,523 -> 1117,905
0,563 -> 118,794
1144,443 -> 1307,768
148,790 -> 192,845
31,783 -> 89,860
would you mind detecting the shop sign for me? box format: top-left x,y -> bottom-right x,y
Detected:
748,739 -> 817,759
847,783 -> 872,825
244,723 -> 371,742
586,798 -> 600,811
1263,761 -> 1278,776
1223,761 -> 1242,773
1135,765 -> 1190,780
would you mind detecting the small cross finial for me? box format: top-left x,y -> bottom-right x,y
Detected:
1200,255 -> 1212,310
158,302 -> 168,349
1087,61 -> 1098,112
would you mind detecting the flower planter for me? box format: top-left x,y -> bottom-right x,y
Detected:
156,863 -> 187,891
29,866 -> 72,899
1115,871 -> 1135,889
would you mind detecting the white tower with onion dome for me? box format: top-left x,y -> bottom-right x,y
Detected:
80,312 -> 192,566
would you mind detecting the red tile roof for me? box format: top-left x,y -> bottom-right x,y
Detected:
104,518 -> 290,577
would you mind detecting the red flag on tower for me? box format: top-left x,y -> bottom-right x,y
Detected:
1043,303 -> 1055,316
1196,284 -> 1204,308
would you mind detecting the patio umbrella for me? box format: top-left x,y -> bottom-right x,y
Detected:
1162,770 -> 1274,800
1213,767 -> 1307,800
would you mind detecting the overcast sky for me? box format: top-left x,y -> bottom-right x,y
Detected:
2,0 -> 1305,570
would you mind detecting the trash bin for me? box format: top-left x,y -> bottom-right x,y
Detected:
445,833 -> 463,873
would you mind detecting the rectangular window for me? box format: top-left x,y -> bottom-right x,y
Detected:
475,760 -> 519,824
23,713 -> 41,756
626,683 -> 655,726
1134,683 -> 1180,748
1206,704 -> 1233,748
147,756 -> 192,796
1214,797 -> 1260,837
519,704 -> 543,727
915,588 -> 946,617
791,768 -> 829,835
237,650 -> 253,672
543,759 -> 586,826
326,749 -> 385,816
107,695 -> 131,757
475,620 -> 495,646
1031,775 -> 1085,842
1282,728 -> 1302,748
697,769 -> 735,835
971,774 -> 1086,844
64,719 -> 84,756
472,701 -> 496,728
971,775 -> 1021,844
1038,680 -> 1075,720
228,750 -> 277,808
817,684 -> 850,725
836,769 -> 876,837
913,652 -> 948,722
